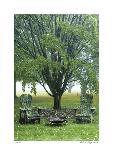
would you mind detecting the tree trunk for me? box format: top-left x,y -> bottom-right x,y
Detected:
53,95 -> 61,110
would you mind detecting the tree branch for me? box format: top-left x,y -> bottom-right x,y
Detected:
39,82 -> 53,97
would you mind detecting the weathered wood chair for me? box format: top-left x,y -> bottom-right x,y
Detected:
19,94 -> 40,124
75,94 -> 94,124
75,114 -> 93,123
19,108 -> 40,124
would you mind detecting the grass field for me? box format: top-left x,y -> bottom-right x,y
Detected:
14,93 -> 99,141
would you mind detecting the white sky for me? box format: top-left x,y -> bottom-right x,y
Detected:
16,81 -> 81,96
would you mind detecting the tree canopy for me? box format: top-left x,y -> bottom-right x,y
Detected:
14,14 -> 99,109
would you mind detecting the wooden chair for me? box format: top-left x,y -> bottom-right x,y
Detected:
19,108 -> 40,124
75,105 -> 93,124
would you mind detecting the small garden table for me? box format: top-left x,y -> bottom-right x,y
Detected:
48,116 -> 67,125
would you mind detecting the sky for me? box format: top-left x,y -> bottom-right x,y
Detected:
16,81 -> 81,96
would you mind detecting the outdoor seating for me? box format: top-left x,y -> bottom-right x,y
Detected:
19,108 -> 40,124
19,94 -> 41,124
75,106 -> 94,123
75,114 -> 93,124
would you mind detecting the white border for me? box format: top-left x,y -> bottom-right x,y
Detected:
0,0 -> 113,155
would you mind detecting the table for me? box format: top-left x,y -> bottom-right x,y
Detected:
48,116 -> 67,125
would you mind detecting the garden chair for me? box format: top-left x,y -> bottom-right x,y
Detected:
19,94 -> 40,124
75,93 -> 95,124
75,104 -> 93,124
19,108 -> 40,124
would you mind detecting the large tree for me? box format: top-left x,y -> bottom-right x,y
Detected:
14,14 -> 99,110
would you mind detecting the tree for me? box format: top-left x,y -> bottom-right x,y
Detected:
74,15 -> 99,114
14,14 -> 99,110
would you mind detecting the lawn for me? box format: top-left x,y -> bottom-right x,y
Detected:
14,93 -> 99,141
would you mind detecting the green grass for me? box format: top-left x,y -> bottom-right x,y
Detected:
14,93 -> 99,141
